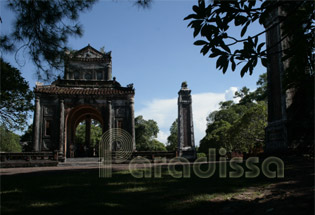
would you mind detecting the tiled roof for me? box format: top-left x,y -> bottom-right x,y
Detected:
35,86 -> 134,96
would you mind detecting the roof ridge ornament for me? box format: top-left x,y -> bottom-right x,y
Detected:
181,81 -> 188,89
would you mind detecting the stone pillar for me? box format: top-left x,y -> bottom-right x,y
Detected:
108,101 -> 112,131
129,97 -> 136,151
263,5 -> 287,152
177,82 -> 196,160
105,63 -> 112,81
101,106 -> 107,133
85,116 -> 91,147
59,99 -> 65,156
107,100 -> 112,152
33,96 -> 41,151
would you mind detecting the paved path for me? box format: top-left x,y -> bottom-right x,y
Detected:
0,161 -> 174,175
0,165 -> 99,175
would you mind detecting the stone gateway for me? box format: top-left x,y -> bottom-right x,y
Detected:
33,45 -> 135,160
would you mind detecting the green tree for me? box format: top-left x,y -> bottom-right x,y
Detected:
135,115 -> 162,151
151,139 -> 167,152
184,0 -> 314,79
200,102 -> 267,154
20,124 -> 33,143
199,120 -> 232,153
228,101 -> 267,154
207,100 -> 248,125
0,59 -> 34,130
1,0 -> 97,81
185,1 -> 314,150
75,120 -> 102,148
166,119 -> 178,151
200,101 -> 247,154
234,73 -> 267,105
20,123 -> 33,152
251,73 -> 267,102
0,0 -> 153,81
0,125 -> 22,152
200,74 -> 268,154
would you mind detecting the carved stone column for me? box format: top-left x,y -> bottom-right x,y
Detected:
85,116 -> 91,148
105,63 -> 112,81
129,97 -> 136,151
108,100 -> 112,130
177,82 -> 196,160
263,5 -> 287,152
33,96 -> 41,151
107,100 -> 112,152
59,99 -> 65,155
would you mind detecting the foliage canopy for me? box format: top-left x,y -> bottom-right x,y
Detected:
0,125 -> 22,152
166,119 -> 178,151
199,73 -> 267,154
75,119 -> 102,148
0,0 -> 154,81
185,0 -> 314,83
0,58 -> 34,130
135,115 -> 166,151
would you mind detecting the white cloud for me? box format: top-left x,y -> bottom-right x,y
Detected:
225,86 -> 240,103
135,97 -> 177,131
136,87 -> 238,146
157,130 -> 169,145
192,92 -> 225,145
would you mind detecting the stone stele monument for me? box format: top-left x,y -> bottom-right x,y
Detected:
177,82 -> 196,160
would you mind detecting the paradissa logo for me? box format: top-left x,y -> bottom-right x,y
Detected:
129,149 -> 284,178
99,129 -> 284,179
129,148 -> 284,179
99,128 -> 133,178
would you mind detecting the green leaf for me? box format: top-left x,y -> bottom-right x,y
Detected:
231,57 -> 236,71
220,42 -> 231,53
192,20 -> 203,37
257,42 -> 265,52
254,36 -> 258,46
222,61 -> 229,74
209,52 -> 220,58
247,36 -> 253,46
200,45 -> 211,56
235,15 -> 247,26
216,55 -> 225,69
241,21 -> 250,37
261,58 -> 268,67
252,57 -> 258,68
199,0 -> 205,10
201,25 -> 214,37
210,48 -> 224,58
240,63 -> 249,77
215,15 -> 223,27
184,14 -> 199,20
193,5 -> 199,13
194,40 -> 208,46
193,26 -> 201,37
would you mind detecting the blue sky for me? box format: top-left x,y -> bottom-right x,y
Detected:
1,0 -> 266,145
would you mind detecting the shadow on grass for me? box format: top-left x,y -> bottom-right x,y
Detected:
1,156 -> 313,215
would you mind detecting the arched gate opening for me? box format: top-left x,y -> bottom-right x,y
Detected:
66,105 -> 104,158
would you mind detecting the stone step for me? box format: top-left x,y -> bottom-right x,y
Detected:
58,157 -> 100,167
65,157 -> 100,162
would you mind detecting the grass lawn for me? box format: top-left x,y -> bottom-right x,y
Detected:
1,156 -> 313,215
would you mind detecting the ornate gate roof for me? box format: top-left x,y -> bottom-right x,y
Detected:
34,44 -> 134,97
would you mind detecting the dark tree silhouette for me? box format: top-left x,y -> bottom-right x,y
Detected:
184,0 -> 314,83
0,0 -> 153,81
0,58 -> 34,130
